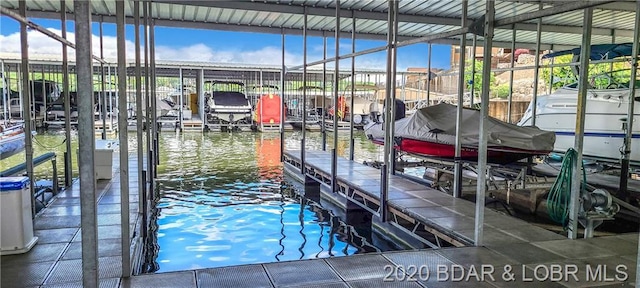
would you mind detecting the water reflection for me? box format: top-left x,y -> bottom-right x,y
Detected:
145,131 -> 390,273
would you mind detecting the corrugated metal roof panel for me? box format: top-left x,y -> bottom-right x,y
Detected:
1,0 -> 636,51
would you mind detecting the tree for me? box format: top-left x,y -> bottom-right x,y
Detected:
541,54 -> 633,91
464,59 -> 495,93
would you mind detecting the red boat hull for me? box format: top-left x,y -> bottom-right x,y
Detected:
371,138 -> 550,164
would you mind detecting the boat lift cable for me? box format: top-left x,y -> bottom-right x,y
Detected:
546,148 -> 586,227
31,135 -> 67,150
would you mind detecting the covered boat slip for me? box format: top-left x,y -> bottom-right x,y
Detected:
284,149 -> 567,247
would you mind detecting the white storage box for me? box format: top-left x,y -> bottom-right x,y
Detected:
95,140 -> 117,180
1,177 -> 38,255
77,140 -> 117,180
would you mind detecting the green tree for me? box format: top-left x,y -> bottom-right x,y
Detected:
464,59 -> 495,93
542,54 -> 633,91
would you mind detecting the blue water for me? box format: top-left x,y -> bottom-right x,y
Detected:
145,131 -> 392,273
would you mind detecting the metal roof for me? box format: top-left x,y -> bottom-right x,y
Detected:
1,0 -> 636,52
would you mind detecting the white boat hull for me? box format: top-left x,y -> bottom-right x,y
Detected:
518,87 -> 640,165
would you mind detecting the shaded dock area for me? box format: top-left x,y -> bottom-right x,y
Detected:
283,149 -> 568,247
0,153 -> 141,288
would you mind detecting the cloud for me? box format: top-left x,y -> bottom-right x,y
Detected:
0,27 -> 397,69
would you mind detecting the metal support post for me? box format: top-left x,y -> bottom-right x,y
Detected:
74,0 -> 99,285
322,34 -> 327,151
349,12 -> 356,161
453,0 -> 468,199
99,17 -> 107,139
474,0 -> 495,247
149,8 -> 159,168
568,8 -> 593,240
470,34 -> 477,106
507,26 -> 516,123
381,0 -> 398,222
619,1 -> 640,202
144,1 -> 153,193
531,3 -> 543,127
331,0 -> 340,192
301,8 -> 307,170
426,43 -> 432,105
279,31 -> 285,162
116,0 -> 132,277
60,0 -> 72,187
19,0 -> 35,219
134,0 -> 145,220
178,68 -> 183,130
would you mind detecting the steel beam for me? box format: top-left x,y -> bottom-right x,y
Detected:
453,0 -> 468,199
151,0 -> 628,37
475,0 -> 495,247
135,1 -> 145,243
60,0 -> 72,187
301,8 -> 307,170
279,30 -> 285,162
568,8 -> 593,240
426,43 -> 432,105
149,6 -> 158,168
349,11 -> 356,161
331,0 -> 340,194
19,0 -> 35,222
619,0 -> 640,202
99,18 -> 107,140
494,1 -> 614,27
0,7 -> 105,63
322,33 -> 327,151
116,0 -> 131,277
74,0 -> 99,285
507,26 -> 516,123
531,3 -> 543,127
381,0 -> 398,223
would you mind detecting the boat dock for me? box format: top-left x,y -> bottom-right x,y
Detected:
1,154 -> 141,288
3,149 -> 636,287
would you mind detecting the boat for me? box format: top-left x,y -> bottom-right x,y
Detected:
517,43 -> 640,166
0,123 -> 27,159
206,80 -> 252,125
364,103 -> 555,164
328,84 -> 381,126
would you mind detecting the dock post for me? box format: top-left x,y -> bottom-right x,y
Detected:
303,176 -> 320,203
142,170 -> 148,240
116,0 -> 132,278
74,0 -> 99,285
19,0 -> 35,220
474,0 -> 495,247
380,164 -> 388,222
51,156 -> 58,195
453,0 -> 468,199
60,0 -> 72,188
619,1 -> 640,201
568,8 -> 593,240
331,148 -> 338,193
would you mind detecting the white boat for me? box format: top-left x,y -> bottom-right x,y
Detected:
0,123 -> 27,159
206,81 -> 252,125
518,83 -> 639,166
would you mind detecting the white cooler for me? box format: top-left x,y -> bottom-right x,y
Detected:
1,176 -> 38,255
95,140 -> 117,180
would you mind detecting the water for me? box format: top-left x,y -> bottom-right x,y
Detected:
144,131 -> 396,273
1,129 -> 406,273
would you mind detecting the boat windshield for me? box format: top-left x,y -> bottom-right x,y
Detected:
565,69 -> 640,90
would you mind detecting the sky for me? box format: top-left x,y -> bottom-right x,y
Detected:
0,16 -> 452,72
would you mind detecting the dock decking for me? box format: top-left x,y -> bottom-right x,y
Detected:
1,153 -> 141,288
283,149 -> 567,247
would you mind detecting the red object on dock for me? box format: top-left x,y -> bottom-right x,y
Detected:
254,94 -> 285,124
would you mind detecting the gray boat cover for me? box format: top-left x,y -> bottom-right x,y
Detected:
365,103 -> 555,151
